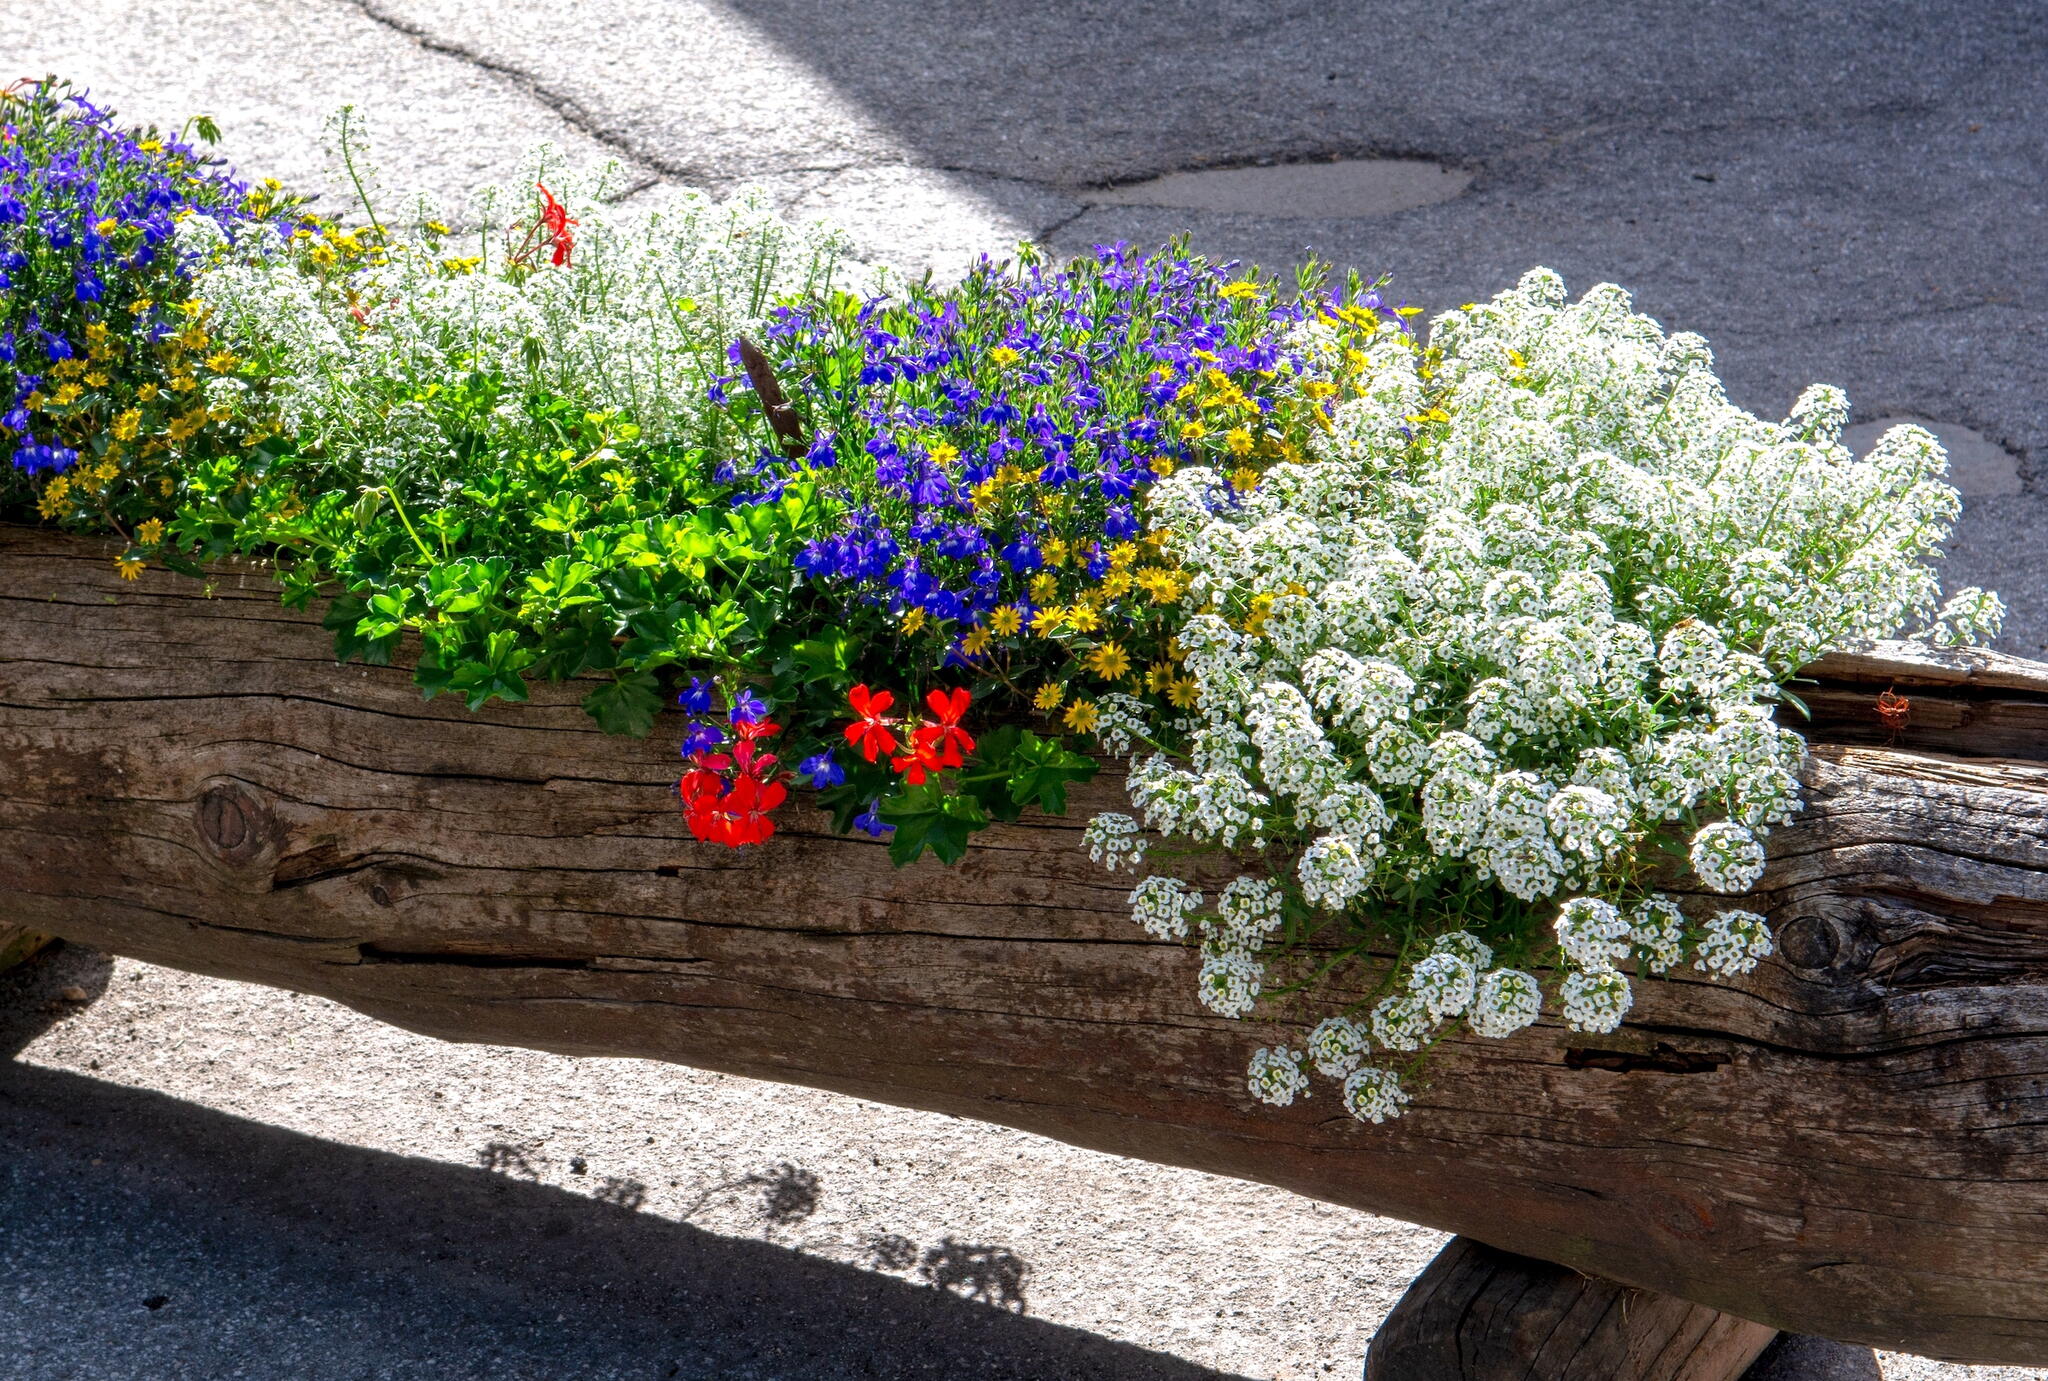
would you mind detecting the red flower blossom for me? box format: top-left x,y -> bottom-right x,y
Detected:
919,687 -> 975,768
677,716 -> 787,846
685,775 -> 788,847
844,684 -> 899,762
729,717 -> 782,779
891,730 -> 949,785
536,182 -> 578,267
678,762 -> 724,804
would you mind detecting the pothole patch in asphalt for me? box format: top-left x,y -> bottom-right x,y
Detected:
1843,417 -> 2022,497
1082,158 -> 1471,219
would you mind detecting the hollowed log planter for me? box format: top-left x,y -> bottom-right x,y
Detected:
4,522 -> 2047,1371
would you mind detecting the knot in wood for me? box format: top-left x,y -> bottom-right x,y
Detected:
1778,914 -> 1839,970
195,783 -> 274,865
1777,911 -> 1874,981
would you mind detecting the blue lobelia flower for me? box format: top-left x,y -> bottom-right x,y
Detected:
798,751 -> 844,789
677,677 -> 716,714
678,721 -> 725,757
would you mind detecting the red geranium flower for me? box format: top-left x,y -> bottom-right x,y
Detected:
729,717 -> 782,779
920,687 -> 975,768
685,775 -> 788,847
844,685 -> 899,762
678,763 -> 724,804
536,183 -> 577,267
891,730 -> 950,786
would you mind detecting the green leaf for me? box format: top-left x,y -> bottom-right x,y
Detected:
583,669 -> 664,738
325,593 -> 396,665
880,782 -> 988,867
786,633 -> 857,685
954,723 -> 1025,823
1001,731 -> 1098,817
412,648 -> 458,700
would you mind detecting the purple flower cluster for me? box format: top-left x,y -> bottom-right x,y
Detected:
714,240 -> 1336,659
1,79 -> 281,476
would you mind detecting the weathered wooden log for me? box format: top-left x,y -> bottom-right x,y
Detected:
1364,1237 -> 1779,1381
4,523 -> 2047,1364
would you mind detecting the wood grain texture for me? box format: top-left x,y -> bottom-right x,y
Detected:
1364,1237 -> 1779,1381
3,523 -> 2046,1363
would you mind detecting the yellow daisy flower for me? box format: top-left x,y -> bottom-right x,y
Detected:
1064,699 -> 1099,732
1086,641 -> 1131,681
1034,682 -> 1066,711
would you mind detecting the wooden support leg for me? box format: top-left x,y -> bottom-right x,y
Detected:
1365,1237 -> 1779,1381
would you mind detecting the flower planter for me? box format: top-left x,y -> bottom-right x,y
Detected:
5,520 -> 2047,1373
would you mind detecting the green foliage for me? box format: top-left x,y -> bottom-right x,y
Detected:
169,372 -> 833,732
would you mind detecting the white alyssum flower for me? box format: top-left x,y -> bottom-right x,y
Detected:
1128,875 -> 1202,940
1469,968 -> 1542,1038
1430,930 -> 1494,970
1409,951 -> 1478,1020
1555,897 -> 1632,970
194,144 -> 858,488
1091,694 -> 1152,758
1198,951 -> 1262,1018
1247,1046 -> 1312,1106
1216,876 -> 1285,947
1690,821 -> 1767,894
1083,813 -> 1146,874
1560,967 -> 1634,1033
1306,1016 -> 1368,1077
1342,1066 -> 1412,1124
1104,267 -> 1999,1126
1934,587 -> 2005,647
1370,993 -> 1435,1051
1628,895 -> 1688,973
1695,908 -> 1775,977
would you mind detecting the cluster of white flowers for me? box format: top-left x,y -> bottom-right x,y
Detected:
1096,269 -> 2001,1124
185,133 -> 856,488
1083,812 -> 1146,873
1128,874 -> 1202,940
1246,1046 -> 1311,1106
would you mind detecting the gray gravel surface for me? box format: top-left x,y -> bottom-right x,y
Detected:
5,1 -> 2047,1376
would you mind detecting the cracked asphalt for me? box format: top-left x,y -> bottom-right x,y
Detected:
6,2 -> 2047,1377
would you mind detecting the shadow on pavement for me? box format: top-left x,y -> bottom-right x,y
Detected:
0,1059 -> 1246,1381
1745,1331 -> 1884,1380
0,940 -> 114,1060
